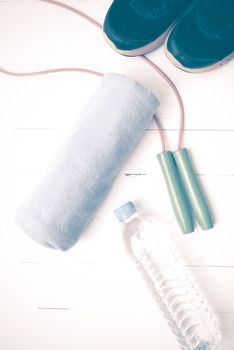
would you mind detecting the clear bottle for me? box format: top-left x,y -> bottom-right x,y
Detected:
114,202 -> 221,350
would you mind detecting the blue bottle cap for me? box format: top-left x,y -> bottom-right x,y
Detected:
114,201 -> 137,222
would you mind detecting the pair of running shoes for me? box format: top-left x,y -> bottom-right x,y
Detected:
103,0 -> 234,72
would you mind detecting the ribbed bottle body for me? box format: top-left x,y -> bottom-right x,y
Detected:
122,216 -> 221,350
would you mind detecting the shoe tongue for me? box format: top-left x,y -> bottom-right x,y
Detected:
129,0 -> 169,19
196,0 -> 234,39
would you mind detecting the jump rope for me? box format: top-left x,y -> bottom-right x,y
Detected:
0,0 -> 213,234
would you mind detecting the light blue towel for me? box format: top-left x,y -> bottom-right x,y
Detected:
16,73 -> 159,251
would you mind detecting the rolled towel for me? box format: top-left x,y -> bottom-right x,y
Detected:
16,72 -> 159,251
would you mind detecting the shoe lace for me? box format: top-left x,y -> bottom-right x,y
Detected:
198,0 -> 234,38
143,0 -> 161,9
130,0 -> 186,19
143,0 -> 180,12
130,0 -> 181,17
141,0 -> 168,15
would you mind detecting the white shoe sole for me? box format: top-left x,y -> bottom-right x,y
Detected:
103,21 -> 176,56
164,32 -> 234,73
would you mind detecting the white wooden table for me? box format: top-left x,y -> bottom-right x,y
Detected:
0,1 -> 234,349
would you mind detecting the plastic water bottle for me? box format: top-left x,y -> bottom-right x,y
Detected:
114,202 -> 221,350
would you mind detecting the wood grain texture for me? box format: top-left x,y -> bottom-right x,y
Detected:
0,1 -> 234,349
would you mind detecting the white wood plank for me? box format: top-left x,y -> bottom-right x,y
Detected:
1,1 -> 234,349
0,260 -> 233,350
0,1 -> 233,131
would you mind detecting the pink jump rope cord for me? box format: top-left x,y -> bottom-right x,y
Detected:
0,0 -> 185,152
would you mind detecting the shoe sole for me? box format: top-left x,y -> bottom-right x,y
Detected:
164,32 -> 234,73
103,21 -> 176,56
